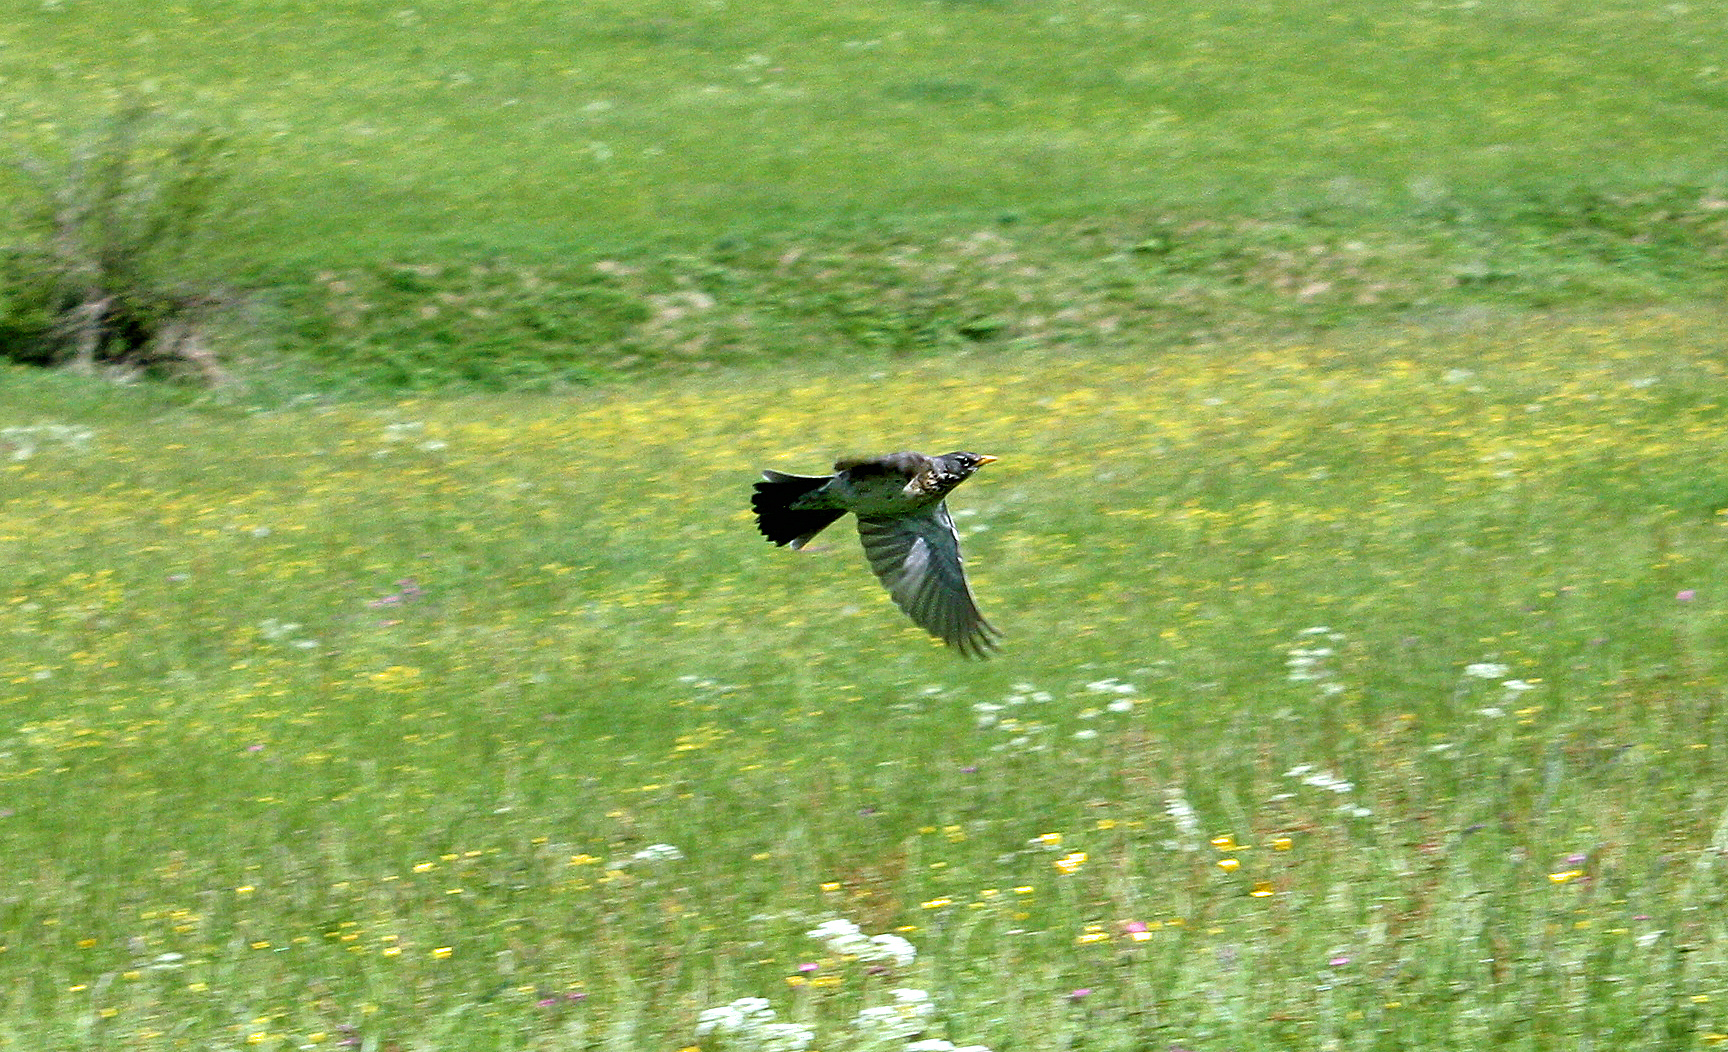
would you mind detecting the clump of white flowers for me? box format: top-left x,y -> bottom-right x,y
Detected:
1284,765 -> 1354,794
1163,786 -> 1203,850
853,987 -> 937,1041
1284,765 -> 1372,818
1286,627 -> 1347,695
1459,660 -> 1540,716
972,676 -> 1142,750
1083,677 -> 1138,696
806,918 -> 917,968
692,920 -> 995,1052
695,997 -> 815,1052
607,843 -> 685,868
258,618 -> 320,650
628,843 -> 684,863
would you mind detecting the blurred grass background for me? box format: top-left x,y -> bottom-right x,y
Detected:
4,0 -> 1728,1047
7,0 -> 1728,389
3,0 -> 1724,270
4,313 -> 1728,1048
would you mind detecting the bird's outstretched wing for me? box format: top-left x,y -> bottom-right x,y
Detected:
855,502 -> 998,658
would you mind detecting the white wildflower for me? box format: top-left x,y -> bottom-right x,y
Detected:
809,919 -> 916,967
1288,767 -> 1354,793
866,933 -> 918,968
1085,678 -> 1138,695
697,997 -> 777,1037
1164,787 -> 1201,844
1463,662 -> 1510,679
258,619 -> 301,641
806,918 -> 861,940
1285,646 -> 1336,683
1501,679 -> 1537,693
892,988 -> 935,1011
628,843 -> 683,863
807,918 -> 867,954
694,999 -> 814,1051
855,988 -> 936,1040
258,618 -> 320,649
755,1023 -> 816,1051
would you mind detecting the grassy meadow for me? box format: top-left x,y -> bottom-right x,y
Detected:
4,311 -> 1728,1049
6,0 -> 1728,389
3,0 -> 1726,269
5,0 -> 1728,1048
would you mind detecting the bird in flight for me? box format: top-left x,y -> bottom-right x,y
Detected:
751,451 -> 1000,657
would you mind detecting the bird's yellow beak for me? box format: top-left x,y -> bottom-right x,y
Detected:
976,455 -> 999,465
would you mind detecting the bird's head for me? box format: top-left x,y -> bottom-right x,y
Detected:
937,452 -> 999,479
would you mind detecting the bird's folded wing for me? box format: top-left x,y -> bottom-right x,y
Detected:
856,503 -> 998,657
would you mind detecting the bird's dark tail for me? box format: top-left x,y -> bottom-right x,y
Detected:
753,471 -> 846,549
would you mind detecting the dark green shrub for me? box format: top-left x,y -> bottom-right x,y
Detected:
2,105 -> 234,384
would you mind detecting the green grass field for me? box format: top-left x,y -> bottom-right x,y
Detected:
4,311 -> 1728,1049
6,0 -> 1728,389
5,0 -> 1728,1047
5,0 -> 1726,268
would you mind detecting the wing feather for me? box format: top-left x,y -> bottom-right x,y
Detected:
856,502 -> 998,657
